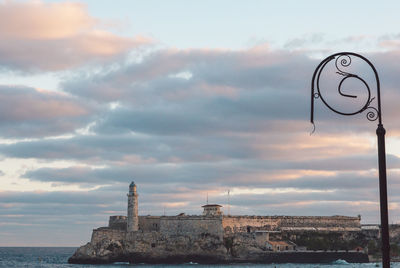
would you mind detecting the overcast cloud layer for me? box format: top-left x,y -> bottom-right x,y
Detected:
1,1 -> 400,246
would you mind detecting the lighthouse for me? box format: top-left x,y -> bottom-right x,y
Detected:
127,181 -> 139,232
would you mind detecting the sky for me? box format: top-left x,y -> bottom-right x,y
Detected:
2,0 -> 400,246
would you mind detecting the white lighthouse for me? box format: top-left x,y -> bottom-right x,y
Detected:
127,181 -> 139,232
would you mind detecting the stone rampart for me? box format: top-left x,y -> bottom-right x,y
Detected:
91,228 -> 126,244
222,215 -> 360,233
139,216 -> 161,232
159,216 -> 223,238
223,216 -> 279,233
279,216 -> 360,228
109,216 -> 127,230
389,224 -> 400,239
281,227 -> 361,232
106,214 -> 360,235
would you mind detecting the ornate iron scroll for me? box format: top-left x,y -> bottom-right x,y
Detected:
310,52 -> 382,131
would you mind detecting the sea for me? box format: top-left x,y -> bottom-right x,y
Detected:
0,247 -> 399,268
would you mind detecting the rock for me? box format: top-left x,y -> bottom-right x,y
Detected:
68,231 -> 369,264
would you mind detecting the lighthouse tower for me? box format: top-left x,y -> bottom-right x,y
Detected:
127,181 -> 139,232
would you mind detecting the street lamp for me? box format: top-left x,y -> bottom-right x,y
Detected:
310,52 -> 390,267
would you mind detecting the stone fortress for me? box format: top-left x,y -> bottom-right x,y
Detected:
109,182 -> 361,236
69,181 -> 371,264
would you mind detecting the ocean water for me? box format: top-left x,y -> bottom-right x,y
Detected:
0,247 -> 398,268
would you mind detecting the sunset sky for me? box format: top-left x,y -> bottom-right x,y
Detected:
2,0 -> 400,246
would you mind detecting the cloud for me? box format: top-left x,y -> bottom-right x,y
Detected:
0,1 -> 152,71
0,125 -> 383,167
0,190 -> 122,205
4,2 -> 400,246
62,48 -> 313,102
0,182 -> 386,246
0,1 -> 95,39
59,47 -> 400,137
284,33 -> 325,49
3,43 -> 400,247
21,151 -> 400,188
0,189 -> 127,246
0,85 -> 95,137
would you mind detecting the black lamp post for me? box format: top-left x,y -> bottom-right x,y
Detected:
310,52 -> 390,267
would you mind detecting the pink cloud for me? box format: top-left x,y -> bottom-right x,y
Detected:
0,86 -> 88,120
0,85 -> 95,137
243,128 -> 374,162
379,40 -> 400,49
0,2 -> 94,39
0,1 -> 152,71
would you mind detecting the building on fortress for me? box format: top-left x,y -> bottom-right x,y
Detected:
105,182 -> 361,236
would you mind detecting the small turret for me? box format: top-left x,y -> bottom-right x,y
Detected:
127,181 -> 139,232
202,204 -> 223,216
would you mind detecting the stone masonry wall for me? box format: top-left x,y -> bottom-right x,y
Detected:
279,216 -> 360,228
139,216 -> 161,232
222,215 -> 361,233
106,214 -> 360,237
222,216 -> 280,233
91,228 -> 126,244
109,216 -> 127,230
159,216 -> 223,238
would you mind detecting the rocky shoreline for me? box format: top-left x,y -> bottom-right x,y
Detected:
68,250 -> 369,264
68,233 -> 369,264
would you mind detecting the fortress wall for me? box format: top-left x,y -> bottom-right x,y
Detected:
107,216 -> 161,232
279,216 -> 360,228
104,214 -> 360,236
139,216 -> 161,232
222,216 -> 361,233
222,216 -> 280,233
389,224 -> 400,239
91,228 -> 126,244
159,216 -> 223,238
108,215 -> 127,230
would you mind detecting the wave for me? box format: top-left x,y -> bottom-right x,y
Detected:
330,259 -> 350,265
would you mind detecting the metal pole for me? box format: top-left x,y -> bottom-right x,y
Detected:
377,123 -> 390,267
311,52 -> 391,267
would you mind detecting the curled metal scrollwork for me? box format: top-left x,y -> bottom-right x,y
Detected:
365,106 -> 379,122
311,52 -> 382,129
335,54 -> 352,75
